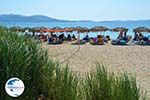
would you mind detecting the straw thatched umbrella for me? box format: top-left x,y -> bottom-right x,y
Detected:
9,26 -> 24,32
90,26 -> 109,36
64,27 -> 75,32
111,27 -> 129,38
31,27 -> 42,32
51,27 -> 64,36
77,27 -> 90,33
63,27 -> 74,37
111,27 -> 128,32
133,27 -> 150,33
24,27 -> 31,30
30,27 -> 42,36
73,27 -> 90,42
90,26 -> 109,32
73,27 -> 90,33
51,27 -> 63,30
23,27 -> 31,32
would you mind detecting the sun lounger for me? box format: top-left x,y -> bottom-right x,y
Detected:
111,39 -> 127,45
71,40 -> 86,45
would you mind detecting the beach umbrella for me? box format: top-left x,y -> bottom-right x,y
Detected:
64,27 -> 74,32
9,26 -> 24,32
73,26 -> 83,32
30,27 -> 43,36
31,27 -> 41,32
40,27 -> 48,30
90,26 -> 109,36
73,27 -> 90,43
64,27 -> 74,30
79,28 -> 90,33
111,27 -> 129,38
30,27 -> 48,32
24,27 -> 31,30
111,27 -> 129,32
63,27 -> 76,37
133,27 -> 150,33
51,27 -> 64,35
78,27 -> 90,38
23,27 -> 32,32
51,27 -> 63,30
64,27 -> 74,35
74,27 -> 90,33
90,26 -> 109,32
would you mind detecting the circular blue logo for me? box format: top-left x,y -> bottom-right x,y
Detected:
5,78 -> 25,97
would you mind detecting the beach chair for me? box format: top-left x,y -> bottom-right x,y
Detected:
111,39 -> 127,45
71,40 -> 86,45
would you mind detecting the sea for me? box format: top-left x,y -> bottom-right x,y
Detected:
0,21 -> 150,39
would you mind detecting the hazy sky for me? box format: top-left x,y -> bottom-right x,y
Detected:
1,0 -> 150,21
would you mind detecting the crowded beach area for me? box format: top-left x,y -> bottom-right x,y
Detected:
10,26 -> 150,97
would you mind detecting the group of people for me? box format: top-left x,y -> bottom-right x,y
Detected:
38,33 -> 77,44
26,31 -> 150,45
111,31 -> 132,45
37,32 -> 111,45
90,35 -> 111,45
133,32 -> 150,45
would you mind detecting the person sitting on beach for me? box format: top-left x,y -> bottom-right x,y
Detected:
104,35 -> 110,44
97,35 -> 104,45
106,35 -> 111,41
133,32 -> 139,41
51,34 -> 57,43
93,37 -> 98,44
72,34 -> 76,40
138,32 -> 144,44
143,36 -> 148,41
83,35 -> 90,42
48,34 -> 53,43
59,34 -> 65,42
39,33 -> 45,41
43,35 -> 48,41
24,32 -> 28,36
139,33 -> 144,40
67,34 -> 72,41
52,34 -> 57,38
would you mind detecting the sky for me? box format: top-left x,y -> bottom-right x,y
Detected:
1,0 -> 150,21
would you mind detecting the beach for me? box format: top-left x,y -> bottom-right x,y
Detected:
42,42 -> 150,98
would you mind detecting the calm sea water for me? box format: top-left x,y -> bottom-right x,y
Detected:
0,21 -> 150,39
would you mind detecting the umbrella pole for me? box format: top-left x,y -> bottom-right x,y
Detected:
78,32 -> 80,44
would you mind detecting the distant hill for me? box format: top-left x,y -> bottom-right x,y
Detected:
0,14 -> 150,23
0,14 -> 66,22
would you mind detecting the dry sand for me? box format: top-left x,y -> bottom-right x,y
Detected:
42,42 -> 150,98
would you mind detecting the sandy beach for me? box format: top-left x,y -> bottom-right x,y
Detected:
42,42 -> 150,98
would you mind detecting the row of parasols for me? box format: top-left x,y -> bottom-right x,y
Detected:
8,26 -> 150,34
